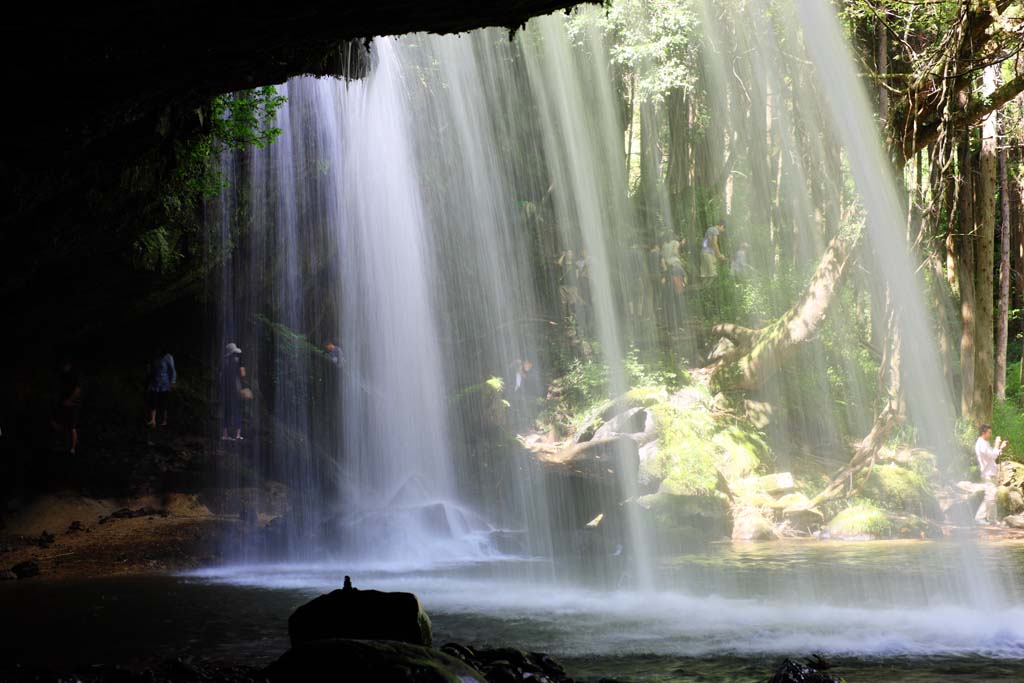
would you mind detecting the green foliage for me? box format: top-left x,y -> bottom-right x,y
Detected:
571,0 -> 699,102
993,361 -> 1024,465
133,87 -> 287,274
545,346 -> 688,429
179,87 -> 288,202
648,393 -> 768,495
132,226 -> 183,273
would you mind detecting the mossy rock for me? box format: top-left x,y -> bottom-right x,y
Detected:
827,502 -> 940,540
858,463 -> 941,520
732,508 -> 776,540
646,400 -> 768,496
880,448 -> 939,480
996,486 -> 1024,516
999,461 -> 1024,489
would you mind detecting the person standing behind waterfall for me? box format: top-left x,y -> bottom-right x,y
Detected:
975,424 -> 1007,524
221,343 -> 247,441
145,347 -> 176,428
700,219 -> 727,279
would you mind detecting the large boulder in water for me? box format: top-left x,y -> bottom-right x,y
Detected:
265,638 -> 486,683
288,578 -> 432,647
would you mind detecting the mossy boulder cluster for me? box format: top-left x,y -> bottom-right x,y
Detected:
824,449 -> 943,540
559,382 -> 970,544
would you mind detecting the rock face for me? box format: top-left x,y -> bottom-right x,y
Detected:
288,578 -> 432,647
539,436 -> 641,533
544,436 -> 640,480
265,638 -> 486,683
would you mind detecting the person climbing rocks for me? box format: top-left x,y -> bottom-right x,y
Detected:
221,343 -> 248,441
145,347 -> 177,428
975,424 -> 1007,524
53,356 -> 81,455
700,219 -> 727,279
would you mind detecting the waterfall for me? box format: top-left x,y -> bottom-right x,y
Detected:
208,5 -> 1019,615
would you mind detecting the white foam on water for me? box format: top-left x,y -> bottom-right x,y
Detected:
183,565 -> 1024,658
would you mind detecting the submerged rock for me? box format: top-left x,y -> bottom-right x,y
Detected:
265,638 -> 486,683
288,577 -> 432,647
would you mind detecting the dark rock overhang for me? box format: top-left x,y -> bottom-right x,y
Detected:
0,1 -> 593,344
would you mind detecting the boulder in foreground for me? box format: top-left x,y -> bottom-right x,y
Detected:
288,576 -> 432,647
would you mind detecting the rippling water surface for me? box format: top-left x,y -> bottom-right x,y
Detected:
5,541 -> 1024,681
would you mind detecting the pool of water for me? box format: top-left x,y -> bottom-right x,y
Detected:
4,540 -> 1024,681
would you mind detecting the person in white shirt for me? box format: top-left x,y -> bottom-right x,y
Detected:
975,424 -> 1008,524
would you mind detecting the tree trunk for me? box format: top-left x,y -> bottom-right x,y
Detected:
974,66 -> 998,423
709,228 -> 859,393
958,133 -> 978,421
997,144 -> 1011,401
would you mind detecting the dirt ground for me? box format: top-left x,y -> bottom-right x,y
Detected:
0,492 -> 239,580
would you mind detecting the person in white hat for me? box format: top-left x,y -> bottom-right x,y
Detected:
221,343 -> 246,440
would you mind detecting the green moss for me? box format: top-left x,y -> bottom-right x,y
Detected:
711,424 -> 768,482
648,400 -> 768,495
626,384 -> 670,406
828,502 -> 895,538
828,501 -> 939,540
858,463 -> 940,519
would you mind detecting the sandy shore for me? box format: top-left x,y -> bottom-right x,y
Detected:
1,492 -> 238,580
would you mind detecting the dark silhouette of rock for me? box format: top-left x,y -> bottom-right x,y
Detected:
11,560 -> 40,579
768,656 -> 845,683
265,638 -> 485,682
440,643 -> 575,683
288,577 -> 432,647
